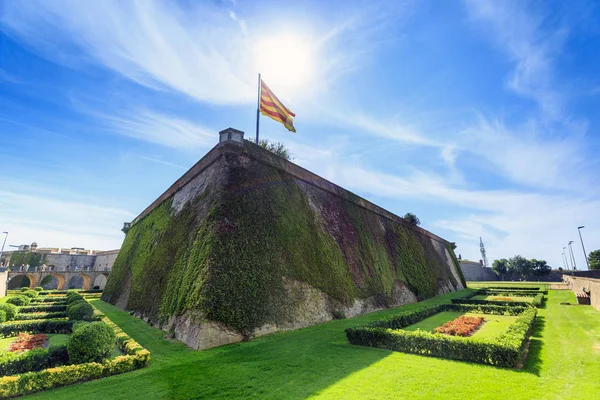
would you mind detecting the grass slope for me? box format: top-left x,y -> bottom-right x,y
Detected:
23,289 -> 600,400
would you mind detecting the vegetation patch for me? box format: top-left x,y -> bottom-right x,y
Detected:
0,292 -> 151,398
433,315 -> 484,336
346,303 -> 536,367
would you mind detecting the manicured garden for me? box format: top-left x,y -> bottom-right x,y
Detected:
0,288 -> 150,398
4,286 -> 594,399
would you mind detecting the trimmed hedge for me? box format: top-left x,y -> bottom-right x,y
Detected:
0,345 -> 69,376
30,297 -> 68,304
34,288 -> 43,292
17,305 -> 67,314
0,312 -> 150,398
67,303 -> 94,321
39,290 -> 103,295
486,286 -> 540,291
12,312 -> 67,321
0,305 -> 18,322
0,312 -> 5,324
21,291 -> 39,299
346,304 -> 536,367
6,297 -> 30,307
0,319 -> 73,338
67,322 -> 116,363
452,293 -> 544,308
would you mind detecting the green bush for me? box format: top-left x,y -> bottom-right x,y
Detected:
19,287 -> 29,292
0,319 -> 73,337
451,298 -> 542,308
0,304 -> 18,321
47,345 -> 70,366
17,304 -> 66,313
22,290 -> 39,299
345,305 -> 537,367
6,296 -> 31,307
34,287 -> 43,292
72,321 -> 90,332
31,297 -> 68,304
13,312 -> 67,321
67,302 -> 94,321
67,300 -> 88,312
0,311 -> 6,324
67,322 -> 116,363
66,294 -> 85,304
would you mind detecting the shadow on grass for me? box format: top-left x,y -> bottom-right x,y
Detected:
519,315 -> 545,376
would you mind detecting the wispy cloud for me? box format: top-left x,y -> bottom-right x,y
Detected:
464,0 -> 567,120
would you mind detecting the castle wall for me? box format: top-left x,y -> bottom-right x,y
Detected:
103,139 -> 466,350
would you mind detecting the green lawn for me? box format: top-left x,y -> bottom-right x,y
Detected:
471,295 -> 534,302
21,290 -> 600,399
467,281 -> 552,289
403,311 -> 517,340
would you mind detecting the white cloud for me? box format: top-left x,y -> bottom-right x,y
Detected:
0,188 -> 132,251
464,0 -> 567,119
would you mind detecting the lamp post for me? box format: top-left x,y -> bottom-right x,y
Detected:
561,250 -> 568,270
0,232 -> 7,267
577,226 -> 589,269
568,241 -> 577,271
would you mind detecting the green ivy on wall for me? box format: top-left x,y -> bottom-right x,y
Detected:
104,148 -> 463,336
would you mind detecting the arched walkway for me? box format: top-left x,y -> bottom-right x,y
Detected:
93,274 -> 108,290
67,274 -> 92,290
7,274 -> 37,289
40,274 -> 66,290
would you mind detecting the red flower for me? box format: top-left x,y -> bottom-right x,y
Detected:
8,333 -> 47,352
434,316 -> 484,337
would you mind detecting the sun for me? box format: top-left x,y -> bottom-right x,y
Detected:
253,34 -> 315,89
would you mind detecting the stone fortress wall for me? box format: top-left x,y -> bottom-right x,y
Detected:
103,129 -> 466,350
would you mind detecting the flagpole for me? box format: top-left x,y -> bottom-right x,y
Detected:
255,73 -> 261,144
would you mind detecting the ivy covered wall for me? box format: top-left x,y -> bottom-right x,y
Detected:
103,142 -> 465,339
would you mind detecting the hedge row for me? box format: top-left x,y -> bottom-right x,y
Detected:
39,290 -> 103,296
30,297 -> 68,304
12,312 -> 67,321
345,305 -> 536,367
0,319 -> 73,338
485,286 -> 545,292
17,305 -> 67,314
0,315 -> 150,398
0,346 -> 69,376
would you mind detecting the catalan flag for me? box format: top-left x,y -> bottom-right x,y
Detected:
259,79 -> 296,133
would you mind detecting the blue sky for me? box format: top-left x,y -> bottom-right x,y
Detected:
0,0 -> 598,269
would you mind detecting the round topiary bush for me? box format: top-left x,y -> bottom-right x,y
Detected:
6,295 -> 31,307
66,294 -> 84,304
67,302 -> 94,321
0,310 -> 6,324
19,287 -> 29,292
72,321 -> 90,332
34,287 -> 43,292
67,300 -> 88,313
22,290 -> 39,299
67,321 -> 116,363
0,304 -> 18,321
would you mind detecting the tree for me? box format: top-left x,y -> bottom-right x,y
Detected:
492,259 -> 509,279
258,139 -> 293,160
589,249 -> 600,270
403,213 -> 420,226
531,259 -> 552,279
507,255 -> 533,280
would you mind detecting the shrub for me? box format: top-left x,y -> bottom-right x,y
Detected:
0,319 -> 73,337
67,322 -> 116,363
67,300 -> 88,312
66,294 -> 85,304
72,321 -> 90,332
345,306 -> 537,367
0,304 -> 18,321
13,312 -> 67,321
47,345 -> 70,366
93,286 -> 100,290
18,304 -> 66,313
22,290 -> 39,299
67,303 -> 94,321
34,287 -> 43,292
6,296 -> 31,307
19,287 -> 29,292
0,311 -> 5,324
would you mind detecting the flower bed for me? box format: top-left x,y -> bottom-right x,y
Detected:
452,291 -> 544,308
346,304 -> 536,367
433,316 -> 484,336
8,334 -> 46,353
0,301 -> 151,398
492,297 -> 514,301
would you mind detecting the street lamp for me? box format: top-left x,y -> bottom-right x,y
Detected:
561,250 -> 568,270
0,232 -> 7,267
577,226 -> 589,269
568,241 -> 577,271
